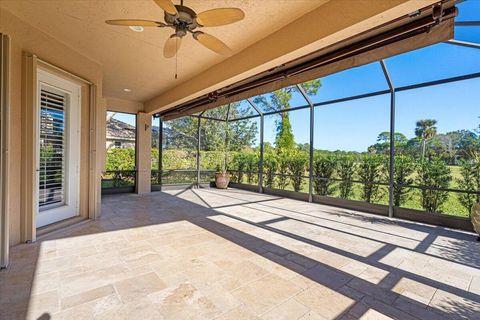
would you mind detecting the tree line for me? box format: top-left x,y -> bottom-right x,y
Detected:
106,79 -> 479,215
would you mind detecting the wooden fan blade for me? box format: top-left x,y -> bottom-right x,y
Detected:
196,8 -> 244,27
153,0 -> 178,15
164,36 -> 182,58
105,19 -> 162,26
194,32 -> 233,56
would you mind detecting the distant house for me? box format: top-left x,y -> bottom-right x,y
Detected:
106,118 -> 136,150
106,117 -> 162,150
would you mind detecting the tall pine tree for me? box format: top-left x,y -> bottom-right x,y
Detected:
253,80 -> 321,151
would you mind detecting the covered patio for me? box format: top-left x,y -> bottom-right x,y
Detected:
1,0 -> 480,319
2,188 -> 480,319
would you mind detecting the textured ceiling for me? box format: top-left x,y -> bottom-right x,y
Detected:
0,0 -> 328,102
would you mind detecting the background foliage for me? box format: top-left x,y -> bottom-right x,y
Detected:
105,80 -> 480,218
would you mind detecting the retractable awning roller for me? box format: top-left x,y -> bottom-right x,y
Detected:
160,1 -> 456,121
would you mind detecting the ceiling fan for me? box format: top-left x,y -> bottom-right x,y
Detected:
106,0 -> 245,58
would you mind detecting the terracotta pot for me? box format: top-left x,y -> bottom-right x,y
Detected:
215,172 -> 230,189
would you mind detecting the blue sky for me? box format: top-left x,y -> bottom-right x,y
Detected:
262,74 -> 480,152
277,41 -> 480,152
457,0 -> 480,22
112,0 -> 480,153
265,0 -> 480,152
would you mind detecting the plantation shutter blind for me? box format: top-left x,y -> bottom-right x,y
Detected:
38,88 -> 66,209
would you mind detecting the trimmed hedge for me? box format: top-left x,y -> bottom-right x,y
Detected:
106,147 -> 478,216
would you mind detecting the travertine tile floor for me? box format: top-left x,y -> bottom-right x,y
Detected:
1,188 -> 480,319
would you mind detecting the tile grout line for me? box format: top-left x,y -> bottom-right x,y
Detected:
256,283 -> 311,318
467,275 -> 474,293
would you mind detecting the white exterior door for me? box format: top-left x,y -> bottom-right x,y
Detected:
36,69 -> 81,228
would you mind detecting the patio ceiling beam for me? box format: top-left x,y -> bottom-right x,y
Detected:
199,115 -> 226,122
395,72 -> 480,92
158,118 -> 163,189
228,113 -> 260,122
246,98 -> 262,116
145,0 -> 438,115
454,21 -> 480,26
444,39 -> 480,50
295,84 -> 314,108
296,84 -> 314,202
196,113 -> 202,188
380,60 -> 395,219
224,104 -> 231,171
246,98 -> 264,192
225,103 -> 231,123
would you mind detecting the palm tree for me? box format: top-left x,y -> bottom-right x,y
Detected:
415,119 -> 437,160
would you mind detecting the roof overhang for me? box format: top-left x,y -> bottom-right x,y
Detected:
145,0 -> 444,116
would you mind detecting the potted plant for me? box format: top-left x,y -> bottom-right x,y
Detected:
215,163 -> 230,189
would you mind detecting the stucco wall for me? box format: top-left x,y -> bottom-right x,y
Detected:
0,8 -> 106,245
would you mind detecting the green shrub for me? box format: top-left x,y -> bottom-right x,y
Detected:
233,153 -> 248,183
231,152 -> 257,184
358,155 -> 385,203
393,155 -> 415,207
287,150 -> 308,192
163,149 -> 197,169
416,158 -> 452,213
151,148 -> 159,170
246,153 -> 259,185
263,152 -> 278,188
457,160 -> 480,214
225,151 -> 238,171
106,148 -> 135,170
337,155 -> 356,199
313,153 -> 336,196
200,151 -> 226,171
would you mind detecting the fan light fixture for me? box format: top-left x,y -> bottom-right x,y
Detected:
106,0 -> 244,59
129,26 -> 144,32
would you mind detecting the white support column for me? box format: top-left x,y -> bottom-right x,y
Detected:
136,112 -> 152,194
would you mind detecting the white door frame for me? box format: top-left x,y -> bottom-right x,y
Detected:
0,34 -> 10,268
36,69 -> 81,228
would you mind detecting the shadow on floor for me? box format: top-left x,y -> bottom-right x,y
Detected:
1,187 -> 479,319
198,188 -> 480,270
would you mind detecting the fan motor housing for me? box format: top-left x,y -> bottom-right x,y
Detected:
165,5 -> 199,36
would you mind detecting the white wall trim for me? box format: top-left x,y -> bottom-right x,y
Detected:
0,34 -> 11,268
